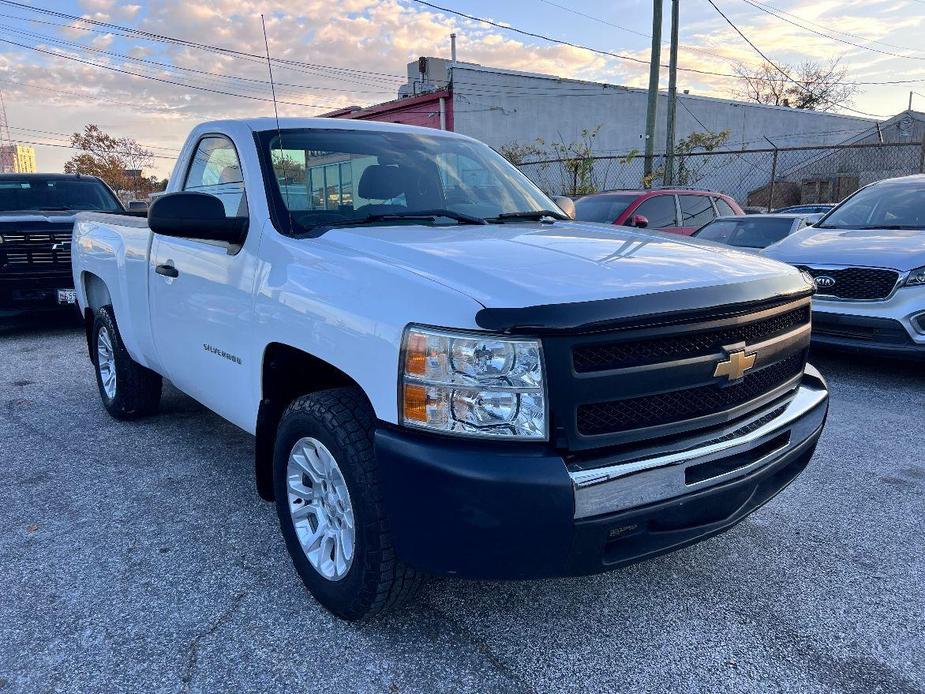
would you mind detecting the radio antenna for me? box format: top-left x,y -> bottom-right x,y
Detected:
261,13 -> 293,231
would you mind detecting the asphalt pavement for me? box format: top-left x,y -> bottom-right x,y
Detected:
1,313 -> 923,693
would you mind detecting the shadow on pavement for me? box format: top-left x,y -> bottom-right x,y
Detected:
0,310 -> 84,337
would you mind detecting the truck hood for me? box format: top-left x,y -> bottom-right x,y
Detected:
321,221 -> 799,309
0,212 -> 78,223
763,226 -> 925,271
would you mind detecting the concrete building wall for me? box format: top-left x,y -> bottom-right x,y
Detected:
449,62 -> 875,156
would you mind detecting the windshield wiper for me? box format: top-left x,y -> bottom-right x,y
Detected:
315,209 -> 487,230
489,209 -> 569,222
855,224 -> 925,230
362,209 -> 487,225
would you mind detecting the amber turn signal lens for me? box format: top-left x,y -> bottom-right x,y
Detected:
404,332 -> 427,376
402,383 -> 428,423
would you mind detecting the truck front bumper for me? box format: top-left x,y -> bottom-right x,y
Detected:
376,366 -> 828,580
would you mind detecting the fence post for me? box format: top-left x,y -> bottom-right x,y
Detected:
767,148 -> 779,213
919,136 -> 925,174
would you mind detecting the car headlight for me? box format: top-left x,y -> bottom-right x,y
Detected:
905,266 -> 925,286
400,325 -> 547,440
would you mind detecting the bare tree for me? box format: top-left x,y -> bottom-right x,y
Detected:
731,58 -> 859,112
64,125 -> 158,194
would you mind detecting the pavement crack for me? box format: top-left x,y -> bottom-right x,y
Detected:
423,602 -> 537,694
177,591 -> 247,694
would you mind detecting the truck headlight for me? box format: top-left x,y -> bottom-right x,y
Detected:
400,326 -> 548,440
905,266 -> 925,286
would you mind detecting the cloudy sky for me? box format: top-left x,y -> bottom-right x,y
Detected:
1,0 -> 923,177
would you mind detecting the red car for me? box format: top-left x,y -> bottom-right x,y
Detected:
573,188 -> 744,235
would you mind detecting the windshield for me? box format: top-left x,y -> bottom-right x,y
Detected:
259,128 -> 558,234
694,217 -> 796,248
818,180 -> 925,229
0,178 -> 123,213
573,194 -> 637,223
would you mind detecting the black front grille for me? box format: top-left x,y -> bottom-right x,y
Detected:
799,266 -> 898,300
573,306 -> 810,372
0,231 -> 71,273
577,351 -> 805,436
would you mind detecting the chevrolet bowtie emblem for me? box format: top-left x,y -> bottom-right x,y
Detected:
714,349 -> 757,381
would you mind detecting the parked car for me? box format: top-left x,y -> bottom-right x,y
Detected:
574,188 -> 743,235
127,199 -> 149,212
0,173 -> 124,315
773,204 -> 836,215
72,118 -> 828,620
764,174 -> 925,358
692,213 -> 820,249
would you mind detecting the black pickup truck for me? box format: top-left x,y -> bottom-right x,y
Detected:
0,174 -> 124,315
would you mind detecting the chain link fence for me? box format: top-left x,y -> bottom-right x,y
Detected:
517,141 -> 925,209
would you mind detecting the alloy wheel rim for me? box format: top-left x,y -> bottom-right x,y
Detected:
286,437 -> 355,581
97,326 -> 117,399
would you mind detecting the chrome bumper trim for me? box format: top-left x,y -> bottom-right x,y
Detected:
571,375 -> 828,519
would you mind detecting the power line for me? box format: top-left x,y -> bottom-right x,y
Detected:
743,0 -> 925,54
0,1 -> 407,84
11,138 -> 178,160
0,37 -> 352,111
7,126 -> 180,153
738,0 -> 925,62
705,0 -> 888,118
0,22 -> 395,99
409,0 -> 916,91
410,0 -> 775,82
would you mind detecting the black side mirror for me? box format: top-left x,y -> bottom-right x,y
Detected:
149,192 -> 247,244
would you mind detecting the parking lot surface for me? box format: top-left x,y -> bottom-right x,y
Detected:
1,314 -> 923,694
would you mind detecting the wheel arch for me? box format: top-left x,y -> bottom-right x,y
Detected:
254,342 -> 371,501
81,272 -> 113,363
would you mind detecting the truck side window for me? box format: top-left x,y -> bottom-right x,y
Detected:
634,195 -> 678,228
184,136 -> 247,217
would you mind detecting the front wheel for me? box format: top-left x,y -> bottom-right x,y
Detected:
92,306 -> 162,420
273,387 -> 422,620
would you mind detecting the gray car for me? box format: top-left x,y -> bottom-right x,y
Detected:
763,175 -> 925,358
692,213 -> 820,249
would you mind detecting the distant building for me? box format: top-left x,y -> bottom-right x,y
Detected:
0,144 -> 36,173
326,56 -> 876,156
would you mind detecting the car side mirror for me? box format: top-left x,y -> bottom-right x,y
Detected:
149,192 -> 247,244
553,196 -> 576,220
630,214 -> 649,229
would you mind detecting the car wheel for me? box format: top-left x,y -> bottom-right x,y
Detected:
92,306 -> 162,420
274,387 -> 422,621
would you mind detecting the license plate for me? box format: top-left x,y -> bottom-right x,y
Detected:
57,289 -> 77,305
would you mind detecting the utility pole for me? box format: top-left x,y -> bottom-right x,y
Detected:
643,0 -> 663,185
910,91 -> 914,111
0,90 -> 14,174
663,0 -> 680,186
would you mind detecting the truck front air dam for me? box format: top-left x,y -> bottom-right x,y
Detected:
376,367 -> 828,580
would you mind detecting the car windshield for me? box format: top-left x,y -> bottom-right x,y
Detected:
817,180 -> 925,229
0,178 -> 123,213
694,217 -> 796,248
573,194 -> 637,223
259,128 -> 560,234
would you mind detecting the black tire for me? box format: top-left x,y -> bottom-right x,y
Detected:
92,306 -> 162,420
273,387 -> 422,621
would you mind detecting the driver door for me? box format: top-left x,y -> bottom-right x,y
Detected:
148,134 -> 260,431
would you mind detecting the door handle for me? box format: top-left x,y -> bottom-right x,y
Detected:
155,263 -> 179,278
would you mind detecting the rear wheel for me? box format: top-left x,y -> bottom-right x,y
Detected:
274,387 -> 422,620
92,306 -> 162,420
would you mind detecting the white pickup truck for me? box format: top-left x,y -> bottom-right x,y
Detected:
72,118 -> 829,620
